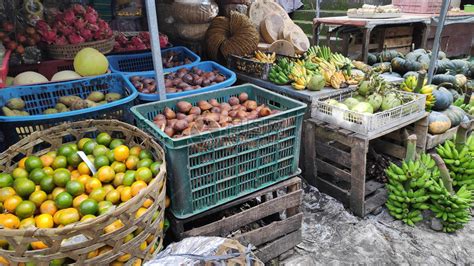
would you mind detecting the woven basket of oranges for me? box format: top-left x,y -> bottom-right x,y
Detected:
0,119 -> 166,265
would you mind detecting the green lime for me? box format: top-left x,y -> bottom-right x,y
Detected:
67,152 -> 82,168
14,178 -> 36,198
139,150 -> 153,160
29,190 -> 47,207
111,161 -> 126,173
136,167 -> 153,184
83,140 -> 98,155
96,133 -> 112,146
137,158 -> 153,169
12,167 -> 28,179
55,192 -> 73,209
52,156 -> 67,169
79,198 -> 98,216
53,168 -> 71,187
40,176 -> 55,194
150,162 -> 162,176
25,156 -> 43,172
78,138 -> 92,150
49,258 -> 65,266
29,168 -> 47,185
123,171 -> 136,186
93,145 -> 108,157
15,200 -> 36,219
0,173 -> 13,188
105,150 -> 115,163
66,180 -> 85,197
57,144 -> 75,157
109,139 -> 124,150
98,200 -> 114,215
89,187 -> 106,202
94,155 -> 110,169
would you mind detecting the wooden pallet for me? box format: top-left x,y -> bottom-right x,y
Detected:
167,177 -> 303,263
303,116 -> 427,217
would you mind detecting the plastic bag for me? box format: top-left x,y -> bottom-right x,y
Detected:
146,237 -> 263,266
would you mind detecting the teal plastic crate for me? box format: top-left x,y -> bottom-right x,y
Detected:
131,84 -> 306,218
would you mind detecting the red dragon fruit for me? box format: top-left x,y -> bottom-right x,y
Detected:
42,30 -> 57,44
84,12 -> 98,24
116,34 -> 128,45
86,6 -> 99,17
62,9 -> 76,25
68,33 -> 85,44
86,23 -> 99,32
75,18 -> 87,31
58,25 -> 75,36
159,34 -> 169,48
55,36 -> 68,45
80,29 -> 93,41
35,20 -> 50,33
72,4 -> 87,15
93,30 -> 103,40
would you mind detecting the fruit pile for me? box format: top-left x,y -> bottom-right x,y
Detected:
253,51 -> 276,63
400,75 -> 435,110
268,58 -> 293,85
152,93 -> 278,138
2,91 -> 122,116
114,32 -> 151,52
162,50 -> 193,69
0,132 -> 162,232
36,4 -> 112,45
130,66 -> 228,94
0,21 -> 41,54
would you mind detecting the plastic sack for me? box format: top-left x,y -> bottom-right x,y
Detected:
170,1 -> 219,24
145,237 -> 263,266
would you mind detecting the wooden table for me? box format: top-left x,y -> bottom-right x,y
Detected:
312,14 -> 432,63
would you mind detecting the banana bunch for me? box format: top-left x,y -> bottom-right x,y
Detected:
268,58 -> 293,85
296,59 -> 318,72
306,46 -> 318,57
385,153 -> 436,226
436,139 -> 474,190
254,51 -> 276,63
330,71 -> 346,89
453,98 -> 472,113
316,45 -> 332,61
330,52 -> 352,69
352,60 -> 372,73
400,76 -> 435,110
288,64 -> 311,90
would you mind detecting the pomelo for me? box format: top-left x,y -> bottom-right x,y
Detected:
73,48 -> 108,77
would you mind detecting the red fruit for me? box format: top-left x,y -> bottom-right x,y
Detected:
0,32 -> 5,41
62,10 -> 76,24
15,45 -> 25,54
35,20 -> 50,32
84,13 -> 98,24
68,33 -> 85,44
2,36 -> 11,43
42,30 -> 57,44
59,26 -> 75,36
80,29 -> 93,41
86,6 -> 99,17
6,41 -> 17,50
2,22 -> 14,32
116,34 -> 128,45
72,4 -> 87,15
32,33 -> 41,43
131,36 -> 143,46
26,26 -> 36,35
86,23 -> 99,32
16,34 -> 27,44
55,36 -> 68,45
26,37 -> 36,46
97,20 -> 109,29
75,18 -> 86,31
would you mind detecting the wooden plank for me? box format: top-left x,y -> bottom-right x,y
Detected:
235,213 -> 303,247
254,229 -> 302,263
183,190 -> 302,237
384,26 -> 413,38
316,158 -> 351,183
314,124 -> 353,146
413,116 -> 428,151
364,189 -> 388,216
372,138 -> 406,159
302,121 -> 317,186
365,180 -> 385,196
426,126 -> 458,150
350,137 -> 368,217
384,36 -> 413,48
315,141 -> 351,167
286,180 -> 300,217
315,177 -> 350,206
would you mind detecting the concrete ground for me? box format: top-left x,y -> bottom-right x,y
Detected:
280,183 -> 474,265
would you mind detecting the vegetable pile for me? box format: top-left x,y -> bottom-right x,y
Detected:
36,4 -> 112,45
152,93 -> 278,138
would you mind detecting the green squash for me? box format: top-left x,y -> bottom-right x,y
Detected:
436,59 -> 454,74
428,111 -> 451,134
448,59 -> 469,75
372,62 -> 391,73
368,53 -> 378,65
391,57 -> 406,74
448,89 -> 461,101
432,74 -> 457,85
432,87 -> 453,111
469,62 -> 474,78
438,51 -> 447,60
441,105 -> 466,127
404,51 -> 430,71
379,49 -> 401,62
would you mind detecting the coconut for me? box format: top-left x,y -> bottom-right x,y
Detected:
367,93 -> 383,112
343,97 -> 360,110
351,102 -> 374,114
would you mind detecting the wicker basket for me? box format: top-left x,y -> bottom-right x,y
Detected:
0,120 -> 167,266
47,37 -> 115,60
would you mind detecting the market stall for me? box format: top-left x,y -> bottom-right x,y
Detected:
0,0 -> 473,265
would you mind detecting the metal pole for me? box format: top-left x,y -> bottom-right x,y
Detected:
315,0 -> 320,45
427,0 -> 451,84
145,0 -> 167,100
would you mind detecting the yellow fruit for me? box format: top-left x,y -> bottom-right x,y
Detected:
125,155 -> 139,170
18,157 -> 28,169
120,187 -> 132,202
40,154 -> 54,168
131,181 -> 147,196
98,245 -> 113,256
117,253 -> 131,262
71,170 -> 80,180
4,195 -> 22,212
139,241 -> 147,251
85,178 -> 102,194
87,249 -> 99,259
123,233 -> 134,243
57,208 -> 80,226
0,213 -> 20,229
43,166 -> 54,176
74,47 -> 109,76
80,214 -> 96,222
0,255 -> 9,266
35,213 -> 54,228
133,259 -> 142,266
40,200 -> 57,216
114,145 -> 130,162
135,207 -> 147,219
77,174 -> 90,185
102,184 -> 114,194
165,196 -> 170,208
0,187 -> 15,202
89,188 -> 107,202
115,185 -> 125,194
97,166 -> 115,183
106,190 -> 121,204
104,220 -> 124,234
31,241 -> 48,250
19,217 -> 35,228
113,172 -> 125,187
51,187 -> 65,199
142,199 -> 153,208
77,162 -> 90,175
29,190 -> 47,207
129,146 -> 141,156
73,194 -> 89,208
78,138 -> 92,150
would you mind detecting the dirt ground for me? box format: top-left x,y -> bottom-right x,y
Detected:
279,183 -> 474,265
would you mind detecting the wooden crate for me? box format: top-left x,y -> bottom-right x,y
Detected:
167,177 -> 303,263
303,116 -> 427,217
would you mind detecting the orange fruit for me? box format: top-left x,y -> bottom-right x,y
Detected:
104,219 -> 124,234
51,187 -> 65,199
85,178 -> 102,194
4,195 -> 22,212
87,249 -> 99,259
109,139 -> 125,150
142,198 -> 153,208
78,138 -> 92,150
77,174 -> 90,185
71,170 -> 80,180
111,161 -> 126,173
133,259 -> 142,266
114,145 -> 130,162
55,192 -> 73,209
0,173 -> 13,188
0,255 -> 9,265
57,208 -> 80,226
117,253 -> 131,262
80,214 -> 96,222
111,262 -> 124,266
96,132 -> 112,146
93,145 -> 109,157
35,213 -> 54,228
43,166 -> 54,176
66,180 -> 85,197
29,190 -> 47,207
0,187 -> 15,202
77,162 -> 91,175
25,156 -> 43,172
72,194 -> 88,208
115,185 -> 125,194
102,184 -> 114,194
0,213 -> 20,229
98,201 -> 114,215
40,200 -> 57,215
19,217 -> 35,228
135,167 -> 153,184
98,245 -> 113,255
146,234 -> 154,244
129,146 -> 142,156
53,209 -> 64,224
14,178 -> 36,198
53,168 -> 71,187
31,241 -> 48,250
165,196 -> 170,208
135,207 -> 147,219
131,181 -> 147,196
120,187 -> 132,202
125,155 -> 139,170
97,166 -> 115,183
12,167 -> 28,180
124,233 -> 134,243
51,155 -> 67,169
18,157 -> 28,169
139,241 -> 147,251
40,154 -> 54,168
89,188 -> 107,202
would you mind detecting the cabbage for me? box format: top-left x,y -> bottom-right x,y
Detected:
381,93 -> 402,111
351,102 -> 374,114
343,97 -> 359,110
307,74 -> 325,91
367,93 -> 383,112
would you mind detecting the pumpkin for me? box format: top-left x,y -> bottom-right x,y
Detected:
432,87 -> 453,111
438,51 -> 447,60
436,59 -> 454,74
441,105 -> 466,127
455,74 -> 467,87
379,49 -> 401,62
448,89 -> 461,101
469,62 -> 474,78
432,74 -> 457,85
391,57 -> 406,74
368,53 -> 378,65
428,111 -> 452,134
403,71 -> 419,79
404,50 -> 430,71
447,59 -> 469,75
372,62 -> 391,73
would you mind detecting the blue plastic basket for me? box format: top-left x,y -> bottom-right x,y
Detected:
107,46 -> 201,74
0,74 -> 138,151
131,84 -> 307,218
126,61 -> 237,102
